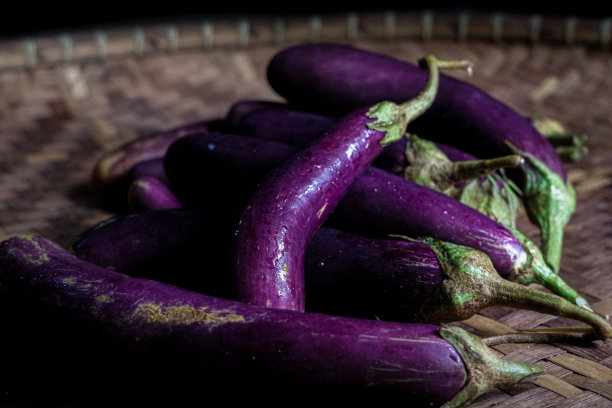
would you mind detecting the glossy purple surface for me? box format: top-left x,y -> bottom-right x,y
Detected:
231,108 -> 389,311
226,99 -> 489,175
266,42 -> 566,182
328,166 -> 522,275
164,132 -> 527,278
228,99 -> 411,174
70,208 -> 444,320
0,234 -> 465,406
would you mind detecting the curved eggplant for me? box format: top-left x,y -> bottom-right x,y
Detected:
226,99 -> 522,228
266,42 -> 575,272
163,131 -> 588,309
230,55 -> 469,311
69,208 -> 612,340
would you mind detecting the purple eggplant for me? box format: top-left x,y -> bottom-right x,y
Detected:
226,99 -> 408,174
164,131 -> 588,309
230,55 -> 470,311
0,234 -> 545,408
91,118 -> 225,210
68,208 -> 612,339
127,176 -> 183,212
265,42 -> 575,272
226,99 -> 523,228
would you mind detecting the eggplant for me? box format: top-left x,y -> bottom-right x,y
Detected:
230,55 -> 470,311
68,208 -> 612,340
164,131 -> 587,309
265,42 -> 575,272
226,99 -> 409,174
226,99 -> 523,228
0,233 -> 545,408
127,176 -> 182,212
91,118 -> 225,210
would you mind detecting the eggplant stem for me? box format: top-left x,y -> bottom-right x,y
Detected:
530,116 -> 587,148
556,145 -> 589,163
482,330 -> 598,346
446,155 -> 523,186
439,324 -> 544,408
403,134 -> 523,193
521,325 -> 592,333
505,141 -> 576,273
401,56 -> 472,123
367,55 -> 473,147
505,226 -> 591,310
407,237 -> 612,343
490,279 -> 611,342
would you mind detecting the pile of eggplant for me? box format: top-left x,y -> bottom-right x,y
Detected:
1,43 -> 607,407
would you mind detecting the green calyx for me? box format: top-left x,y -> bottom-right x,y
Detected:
505,226 -> 591,310
531,116 -> 587,148
406,237 -> 505,322
367,55 -> 472,146
405,237 -> 612,341
531,117 -> 589,163
366,101 -> 414,147
439,324 -> 544,408
401,134 -> 523,228
505,141 -> 576,273
452,175 -> 522,229
402,134 -> 457,191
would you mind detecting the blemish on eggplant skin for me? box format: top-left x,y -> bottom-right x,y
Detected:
95,294 -> 111,303
63,277 -> 76,285
12,235 -> 50,265
132,303 -> 247,328
316,202 -> 328,219
132,179 -> 151,191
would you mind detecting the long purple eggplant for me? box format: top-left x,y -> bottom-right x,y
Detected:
226,99 -> 523,228
227,98 -> 409,174
91,118 -> 225,210
0,234 -> 545,408
68,208 -> 612,340
265,42 -> 575,273
230,55 -> 470,311
164,131 -> 588,309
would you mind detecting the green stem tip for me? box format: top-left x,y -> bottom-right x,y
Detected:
505,141 -> 576,273
403,134 -> 523,193
401,237 -> 612,342
506,226 -> 592,312
440,324 -> 544,408
367,55 -> 473,146
482,330 -> 598,346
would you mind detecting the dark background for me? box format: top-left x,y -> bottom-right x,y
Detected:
1,2 -> 610,39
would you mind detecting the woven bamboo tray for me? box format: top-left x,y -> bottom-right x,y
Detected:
0,9 -> 611,407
